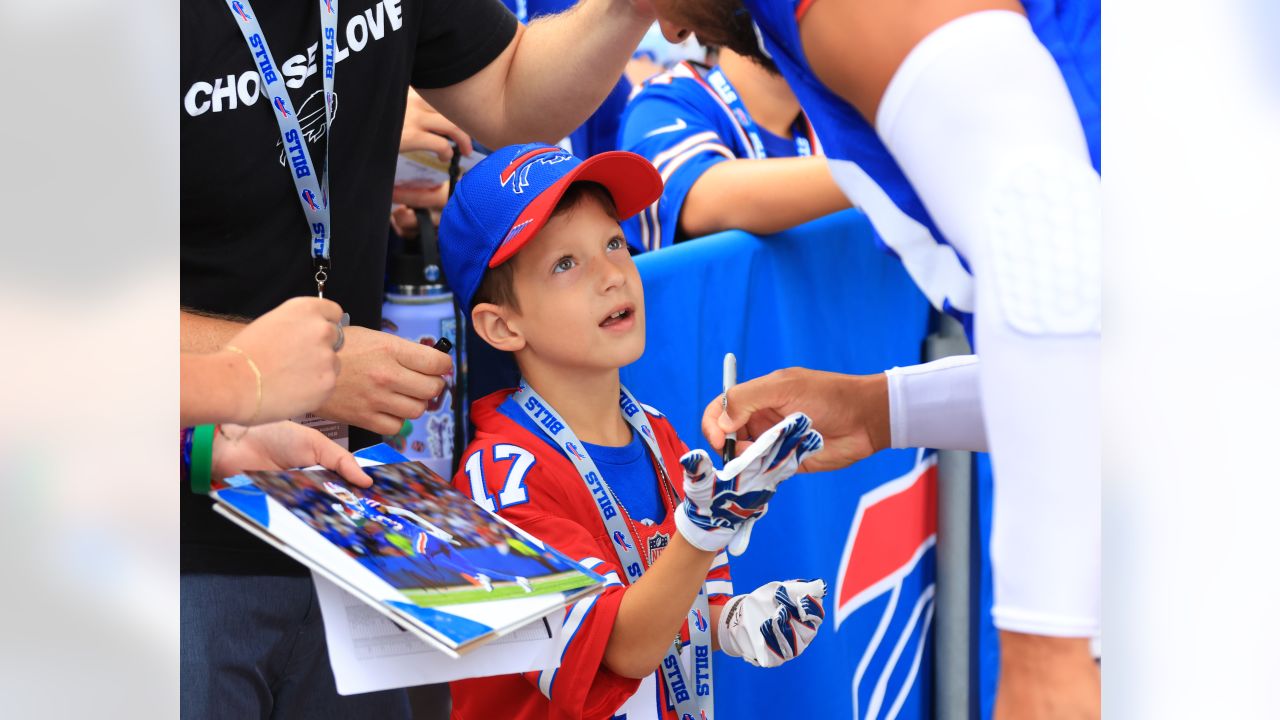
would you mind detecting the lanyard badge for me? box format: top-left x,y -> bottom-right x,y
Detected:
512,382 -> 715,719
225,0 -> 338,296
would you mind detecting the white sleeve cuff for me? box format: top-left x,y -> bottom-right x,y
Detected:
885,355 -> 988,452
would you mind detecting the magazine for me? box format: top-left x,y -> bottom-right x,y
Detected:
212,459 -> 602,657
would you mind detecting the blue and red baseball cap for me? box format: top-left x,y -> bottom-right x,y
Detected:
438,143 -> 663,311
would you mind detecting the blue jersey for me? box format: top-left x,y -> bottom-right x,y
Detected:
501,0 -> 630,157
619,61 -> 821,251
740,0 -> 1100,331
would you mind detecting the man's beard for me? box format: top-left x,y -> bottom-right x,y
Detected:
690,0 -> 782,75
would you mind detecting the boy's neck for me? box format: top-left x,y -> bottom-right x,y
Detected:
720,49 -> 801,140
519,364 -> 632,447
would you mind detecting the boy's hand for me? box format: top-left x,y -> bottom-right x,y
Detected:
718,579 -> 827,668
674,413 -> 823,555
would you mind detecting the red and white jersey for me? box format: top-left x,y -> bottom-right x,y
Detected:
450,390 -> 734,720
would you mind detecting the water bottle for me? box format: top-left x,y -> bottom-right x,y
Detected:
381,213 -> 462,478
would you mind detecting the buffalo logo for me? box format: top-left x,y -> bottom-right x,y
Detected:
647,531 -> 669,565
301,189 -> 320,211
565,442 -> 587,462
499,146 -> 572,195
231,1 -> 252,21
324,0 -> 334,13
834,452 -> 939,720
272,96 -> 290,118
693,608 -> 708,632
641,424 -> 655,441
720,499 -> 759,521
612,530 -> 632,552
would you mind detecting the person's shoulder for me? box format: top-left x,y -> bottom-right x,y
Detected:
628,63 -> 718,110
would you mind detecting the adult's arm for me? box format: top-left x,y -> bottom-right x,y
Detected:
797,0 -> 1022,122
419,0 -> 652,148
181,308 -> 449,436
679,156 -> 851,237
885,355 -> 988,452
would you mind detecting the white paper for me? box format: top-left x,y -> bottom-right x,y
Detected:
314,574 -> 564,695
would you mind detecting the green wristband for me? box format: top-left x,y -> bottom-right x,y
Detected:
190,424 -> 216,495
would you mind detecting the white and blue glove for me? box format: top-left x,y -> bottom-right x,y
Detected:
675,412 -> 823,555
719,579 -> 827,668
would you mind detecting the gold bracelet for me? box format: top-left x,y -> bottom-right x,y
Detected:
222,344 -> 262,441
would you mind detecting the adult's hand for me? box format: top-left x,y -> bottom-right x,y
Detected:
701,368 -> 891,474
399,90 -> 473,159
211,420 -> 371,488
317,326 -> 453,436
222,296 -> 343,424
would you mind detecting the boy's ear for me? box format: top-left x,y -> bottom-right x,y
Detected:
471,303 -> 526,353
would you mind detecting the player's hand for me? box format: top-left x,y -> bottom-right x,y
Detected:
718,579 -> 827,668
675,413 -> 823,555
400,90 -> 473,159
702,368 -> 890,474
222,296 -> 344,424
316,326 -> 453,436
210,420 -> 371,488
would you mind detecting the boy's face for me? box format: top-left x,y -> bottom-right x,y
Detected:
505,196 -> 646,372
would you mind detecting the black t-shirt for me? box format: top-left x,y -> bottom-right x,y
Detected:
181,0 -> 516,575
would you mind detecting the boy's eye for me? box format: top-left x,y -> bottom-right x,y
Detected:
606,236 -> 624,251
553,256 -> 576,273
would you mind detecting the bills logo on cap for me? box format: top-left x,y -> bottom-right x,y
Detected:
301,189 -> 320,211
231,1 -> 252,21
273,96 -> 290,118
565,442 -> 587,462
693,608 -> 708,632
612,530 -> 632,552
499,146 -> 572,195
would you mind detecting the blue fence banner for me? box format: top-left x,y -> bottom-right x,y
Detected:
620,209 -> 994,719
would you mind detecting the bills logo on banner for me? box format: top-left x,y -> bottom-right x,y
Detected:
565,442 -> 587,462
835,451 -> 939,720
693,608 -> 708,633
273,96 -> 290,117
231,1 -> 251,21
613,530 -> 633,552
301,188 -> 320,211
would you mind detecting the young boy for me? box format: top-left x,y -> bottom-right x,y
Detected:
437,142 -> 828,720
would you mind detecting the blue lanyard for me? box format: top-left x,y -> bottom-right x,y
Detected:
512,381 -> 714,719
694,63 -> 817,160
225,0 -> 338,296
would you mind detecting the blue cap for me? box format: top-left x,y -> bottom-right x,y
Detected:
438,143 -> 663,311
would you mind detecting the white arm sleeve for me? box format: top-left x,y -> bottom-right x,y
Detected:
885,355 -> 987,452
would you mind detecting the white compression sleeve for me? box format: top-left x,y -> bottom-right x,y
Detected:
886,355 -> 987,452
877,11 -> 1101,637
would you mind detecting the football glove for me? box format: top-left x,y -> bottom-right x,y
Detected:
718,579 -> 827,668
675,412 -> 823,555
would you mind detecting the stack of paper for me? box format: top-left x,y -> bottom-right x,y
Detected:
212,453 -> 600,693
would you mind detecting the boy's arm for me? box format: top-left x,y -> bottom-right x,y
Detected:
679,157 -> 853,237
603,532 -> 716,679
